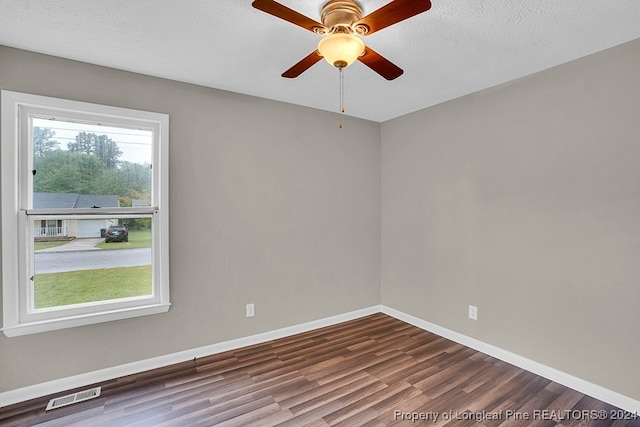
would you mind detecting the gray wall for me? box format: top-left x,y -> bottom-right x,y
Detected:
381,39 -> 640,400
0,46 -> 381,392
2,38 -> 639,402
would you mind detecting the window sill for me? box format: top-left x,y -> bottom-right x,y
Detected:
2,303 -> 171,337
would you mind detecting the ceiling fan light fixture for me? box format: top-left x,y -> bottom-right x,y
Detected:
317,33 -> 365,69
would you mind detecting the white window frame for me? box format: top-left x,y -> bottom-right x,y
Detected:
1,90 -> 170,337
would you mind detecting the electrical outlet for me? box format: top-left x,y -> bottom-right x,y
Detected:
468,305 -> 478,320
246,303 -> 255,317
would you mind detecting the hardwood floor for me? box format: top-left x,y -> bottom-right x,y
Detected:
1,313 -> 638,426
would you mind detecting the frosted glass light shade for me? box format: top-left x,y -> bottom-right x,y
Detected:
317,33 -> 365,68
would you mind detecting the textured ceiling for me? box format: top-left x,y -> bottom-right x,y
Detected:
1,0 -> 639,122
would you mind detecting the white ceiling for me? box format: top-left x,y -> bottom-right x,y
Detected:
1,0 -> 639,122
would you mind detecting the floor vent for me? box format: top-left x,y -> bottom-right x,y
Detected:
45,386 -> 101,411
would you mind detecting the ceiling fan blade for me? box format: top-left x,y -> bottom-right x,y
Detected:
282,51 -> 323,78
252,0 -> 324,33
358,46 -> 404,80
355,0 -> 431,36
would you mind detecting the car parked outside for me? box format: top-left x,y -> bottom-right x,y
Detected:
105,225 -> 128,243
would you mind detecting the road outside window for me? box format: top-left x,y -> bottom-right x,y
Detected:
1,91 -> 170,337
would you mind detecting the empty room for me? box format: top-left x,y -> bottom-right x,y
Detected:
1,0 -> 639,426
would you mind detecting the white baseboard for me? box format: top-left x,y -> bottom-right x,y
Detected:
381,305 -> 640,414
3,304 -> 639,416
0,305 -> 381,408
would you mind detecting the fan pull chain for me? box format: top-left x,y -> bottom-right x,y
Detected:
339,67 -> 344,129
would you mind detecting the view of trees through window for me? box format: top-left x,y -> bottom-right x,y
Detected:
31,118 -> 154,310
2,91 -> 170,335
32,118 -> 153,208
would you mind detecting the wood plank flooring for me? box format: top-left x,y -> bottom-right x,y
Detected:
1,313 -> 639,426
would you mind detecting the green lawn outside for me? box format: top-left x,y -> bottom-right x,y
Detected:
34,241 -> 68,251
34,265 -> 152,309
97,229 -> 152,250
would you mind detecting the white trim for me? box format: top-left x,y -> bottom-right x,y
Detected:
0,305 -> 381,408
380,305 -> 640,414
1,90 -> 170,336
1,304 -> 638,415
26,208 -> 157,216
1,303 -> 171,338
1,90 -> 22,334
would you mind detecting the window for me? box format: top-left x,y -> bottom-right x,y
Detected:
1,91 -> 170,337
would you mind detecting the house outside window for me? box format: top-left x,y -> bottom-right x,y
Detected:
34,193 -> 120,239
39,219 -> 64,238
1,91 -> 170,337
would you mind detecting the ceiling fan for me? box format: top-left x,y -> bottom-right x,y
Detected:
252,0 -> 432,80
